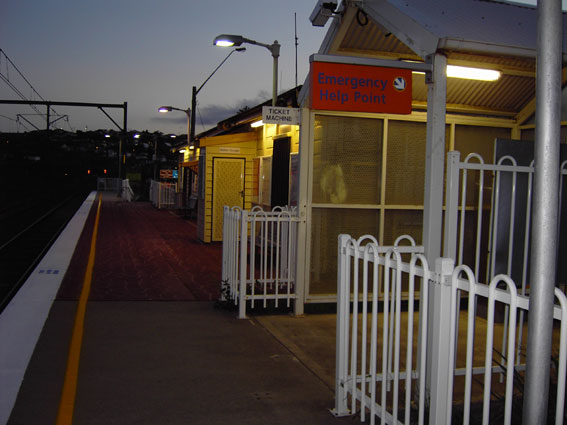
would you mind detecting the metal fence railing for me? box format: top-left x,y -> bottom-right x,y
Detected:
335,233 -> 567,425
149,180 -> 176,209
444,150 -> 567,293
221,205 -> 300,318
97,177 -> 121,192
121,179 -> 134,202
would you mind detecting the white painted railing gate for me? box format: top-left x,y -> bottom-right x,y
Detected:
335,234 -> 567,425
221,206 -> 299,318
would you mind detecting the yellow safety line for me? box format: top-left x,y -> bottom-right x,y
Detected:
55,194 -> 102,425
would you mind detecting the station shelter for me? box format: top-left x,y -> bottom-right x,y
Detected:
178,87 -> 301,243
290,0 -> 567,308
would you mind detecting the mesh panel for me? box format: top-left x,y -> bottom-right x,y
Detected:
310,208 -> 380,295
260,157 -> 271,206
521,128 -> 567,144
455,125 -> 510,207
382,210 -> 423,246
313,115 -> 383,204
385,121 -> 427,205
252,158 -> 260,204
520,128 -> 534,141
454,125 -> 510,163
212,159 -> 244,241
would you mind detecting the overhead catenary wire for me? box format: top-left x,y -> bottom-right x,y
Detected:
0,48 -> 69,129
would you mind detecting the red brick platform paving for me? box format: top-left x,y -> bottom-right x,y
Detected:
57,198 -> 222,301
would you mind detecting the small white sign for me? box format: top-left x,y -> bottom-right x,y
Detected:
219,147 -> 241,154
262,106 -> 300,125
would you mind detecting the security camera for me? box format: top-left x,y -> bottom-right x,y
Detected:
309,0 -> 338,27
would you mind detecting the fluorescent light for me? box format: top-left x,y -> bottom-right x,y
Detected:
179,149 -> 186,153
447,65 -> 501,81
250,120 -> 264,128
409,61 -> 501,81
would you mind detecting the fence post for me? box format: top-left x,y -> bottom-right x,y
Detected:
428,257 -> 454,425
238,210 -> 248,319
333,234 -> 351,416
443,151 -> 460,259
221,206 -> 229,301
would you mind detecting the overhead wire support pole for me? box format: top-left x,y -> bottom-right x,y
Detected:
49,115 -> 69,127
1,99 -> 127,179
120,102 -> 128,180
16,114 -> 40,131
523,0 -> 562,423
97,107 -> 124,132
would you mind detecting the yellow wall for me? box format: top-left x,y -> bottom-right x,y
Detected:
198,132 -> 258,242
256,124 -> 300,157
196,123 -> 301,242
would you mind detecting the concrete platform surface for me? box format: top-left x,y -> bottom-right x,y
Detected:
5,194 -> 349,425
9,302 -> 348,425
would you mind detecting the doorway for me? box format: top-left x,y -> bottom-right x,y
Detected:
212,157 -> 245,241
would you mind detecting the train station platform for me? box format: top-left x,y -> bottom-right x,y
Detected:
1,192 -> 348,425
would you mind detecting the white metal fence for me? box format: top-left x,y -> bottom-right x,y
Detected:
149,180 -> 176,209
221,205 -> 300,318
335,234 -> 567,425
121,179 -> 134,202
97,177 -> 121,192
444,150 -> 567,293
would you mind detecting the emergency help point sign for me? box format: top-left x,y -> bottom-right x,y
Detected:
310,61 -> 412,114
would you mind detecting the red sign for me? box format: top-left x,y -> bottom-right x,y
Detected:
310,61 -> 412,114
160,169 -> 173,179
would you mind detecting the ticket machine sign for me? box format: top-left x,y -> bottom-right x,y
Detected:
310,61 -> 412,114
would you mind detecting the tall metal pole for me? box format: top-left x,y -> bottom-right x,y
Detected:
46,104 -> 50,131
190,86 -> 196,145
119,102 -> 127,180
422,52 -> 447,404
523,0 -> 562,423
190,48 -> 244,143
271,41 -> 280,106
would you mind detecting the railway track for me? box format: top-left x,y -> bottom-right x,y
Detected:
0,189 -> 92,312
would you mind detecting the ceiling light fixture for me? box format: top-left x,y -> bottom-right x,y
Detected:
446,65 -> 501,81
250,120 -> 264,128
405,59 -> 501,82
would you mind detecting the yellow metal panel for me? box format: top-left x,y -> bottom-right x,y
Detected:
200,132 -> 258,147
211,158 -> 245,242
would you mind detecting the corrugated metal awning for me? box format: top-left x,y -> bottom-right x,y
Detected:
181,160 -> 199,174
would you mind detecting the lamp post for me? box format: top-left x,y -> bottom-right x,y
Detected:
214,34 -> 280,106
190,47 -> 246,147
158,106 -> 191,143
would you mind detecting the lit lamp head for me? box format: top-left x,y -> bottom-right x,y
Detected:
213,34 -> 246,47
158,106 -> 173,113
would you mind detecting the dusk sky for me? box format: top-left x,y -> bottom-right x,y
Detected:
0,0 -> 329,135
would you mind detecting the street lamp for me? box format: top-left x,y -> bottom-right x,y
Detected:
158,106 -> 191,146
190,47 -> 246,147
213,34 -> 281,106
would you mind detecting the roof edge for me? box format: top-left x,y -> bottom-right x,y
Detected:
362,0 -> 439,58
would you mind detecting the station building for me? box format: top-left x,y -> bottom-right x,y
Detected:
178,87 -> 301,243
179,0 -> 567,308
